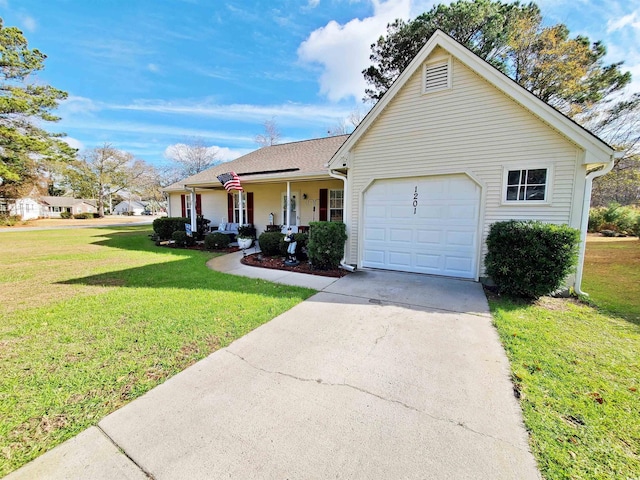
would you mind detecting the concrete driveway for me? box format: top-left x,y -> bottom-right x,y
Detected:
7,269 -> 540,480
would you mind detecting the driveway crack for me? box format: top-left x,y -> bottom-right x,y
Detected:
225,350 -> 522,449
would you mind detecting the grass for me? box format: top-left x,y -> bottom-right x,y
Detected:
489,237 -> 640,479
582,236 -> 640,322
0,226 -> 314,476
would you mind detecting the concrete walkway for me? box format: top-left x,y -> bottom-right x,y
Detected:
6,256 -> 541,479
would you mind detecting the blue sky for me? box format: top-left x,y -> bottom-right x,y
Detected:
2,0 -> 639,168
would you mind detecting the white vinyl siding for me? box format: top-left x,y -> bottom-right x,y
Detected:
346,50 -> 584,274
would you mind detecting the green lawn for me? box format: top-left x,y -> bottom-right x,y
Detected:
489,237 -> 640,479
0,226 -> 314,476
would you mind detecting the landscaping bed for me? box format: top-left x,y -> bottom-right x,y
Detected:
241,253 -> 349,278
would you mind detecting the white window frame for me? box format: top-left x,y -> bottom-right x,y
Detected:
329,189 -> 344,222
502,166 -> 553,205
422,56 -> 452,95
185,195 -> 192,219
233,192 -> 248,224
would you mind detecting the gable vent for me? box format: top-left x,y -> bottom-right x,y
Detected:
423,59 -> 451,94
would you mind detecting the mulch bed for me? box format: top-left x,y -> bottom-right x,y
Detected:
241,253 -> 349,278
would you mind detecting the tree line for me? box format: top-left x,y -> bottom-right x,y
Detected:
1,2 -> 638,211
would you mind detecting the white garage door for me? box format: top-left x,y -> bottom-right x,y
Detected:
362,175 -> 480,279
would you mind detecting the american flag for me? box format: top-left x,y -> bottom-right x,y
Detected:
217,172 -> 243,192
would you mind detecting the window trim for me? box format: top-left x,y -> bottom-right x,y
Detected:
232,191 -> 248,224
422,56 -> 452,95
501,165 -> 553,205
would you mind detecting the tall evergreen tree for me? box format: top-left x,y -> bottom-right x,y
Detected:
0,18 -> 75,200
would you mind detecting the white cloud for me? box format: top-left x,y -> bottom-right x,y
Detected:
59,95 -> 100,115
107,99 -> 353,125
307,0 -> 320,7
607,10 -> 640,32
62,137 -> 85,151
147,63 -> 159,73
297,0 -> 412,101
164,143 -> 246,163
19,14 -> 37,32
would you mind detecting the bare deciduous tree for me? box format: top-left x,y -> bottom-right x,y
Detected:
164,137 -> 220,178
255,118 -> 282,147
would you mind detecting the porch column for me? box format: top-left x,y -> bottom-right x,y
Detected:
286,181 -> 291,227
189,188 -> 197,233
238,190 -> 244,225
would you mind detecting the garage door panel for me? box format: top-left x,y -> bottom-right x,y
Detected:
416,229 -> 442,245
363,175 -> 479,279
388,251 -> 412,267
415,253 -> 441,269
448,204 -> 478,220
363,249 -> 386,265
390,205 -> 412,218
446,230 -> 475,247
389,228 -> 412,242
364,227 -> 386,241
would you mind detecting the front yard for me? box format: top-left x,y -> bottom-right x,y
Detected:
2,228 -> 638,478
489,236 -> 640,479
0,226 -> 314,476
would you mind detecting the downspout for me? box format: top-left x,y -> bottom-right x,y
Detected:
328,169 -> 356,272
574,153 -> 619,295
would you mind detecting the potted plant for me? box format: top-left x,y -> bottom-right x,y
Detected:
236,224 -> 256,249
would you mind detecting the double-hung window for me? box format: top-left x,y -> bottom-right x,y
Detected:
329,189 -> 344,222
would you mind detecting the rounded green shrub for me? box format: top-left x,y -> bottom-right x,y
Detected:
204,232 -> 230,250
484,220 -> 580,299
258,231 -> 285,256
59,211 -> 72,219
153,217 -> 190,240
308,221 -> 347,270
172,230 -> 188,247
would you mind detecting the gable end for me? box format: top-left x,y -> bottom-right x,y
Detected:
423,57 -> 451,94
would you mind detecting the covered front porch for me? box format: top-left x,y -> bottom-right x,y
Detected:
168,177 -> 345,236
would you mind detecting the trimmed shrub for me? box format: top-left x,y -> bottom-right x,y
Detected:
484,220 -> 580,299
633,217 -> 640,238
0,214 -> 21,226
204,232 -> 230,250
258,231 -> 285,256
308,221 -> 347,270
588,207 -> 606,232
293,232 -> 309,261
72,212 -> 93,219
59,211 -> 72,219
172,230 -> 194,247
153,217 -> 190,240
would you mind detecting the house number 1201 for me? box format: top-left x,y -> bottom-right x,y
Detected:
413,186 -> 418,214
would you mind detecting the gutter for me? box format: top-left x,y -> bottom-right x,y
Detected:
574,152 -> 620,295
328,169 -> 356,272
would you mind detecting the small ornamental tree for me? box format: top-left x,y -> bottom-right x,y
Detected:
308,222 -> 347,270
484,220 -> 580,299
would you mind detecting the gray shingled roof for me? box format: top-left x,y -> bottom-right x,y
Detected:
164,135 -> 349,191
40,196 -> 96,207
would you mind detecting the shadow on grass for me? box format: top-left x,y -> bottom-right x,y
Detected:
59,229 -> 311,299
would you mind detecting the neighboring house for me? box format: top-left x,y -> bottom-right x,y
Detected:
165,30 -> 616,293
113,200 -> 148,215
0,195 -> 41,220
40,196 -> 97,218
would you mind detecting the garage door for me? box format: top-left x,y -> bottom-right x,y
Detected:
362,175 -> 480,279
